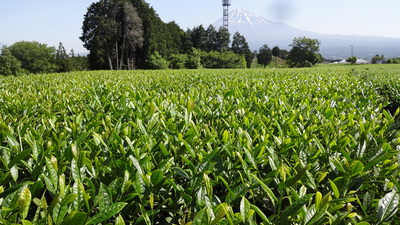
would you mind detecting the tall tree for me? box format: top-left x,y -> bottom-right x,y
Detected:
162,21 -> 185,56
205,25 -> 218,52
257,45 -> 272,67
118,2 -> 144,69
231,32 -> 253,68
272,46 -> 280,67
189,25 -> 230,52
215,27 -> 230,51
189,25 -> 207,51
81,0 -> 118,70
56,42 -> 71,72
129,0 -> 186,68
287,37 -> 322,68
81,0 -> 143,70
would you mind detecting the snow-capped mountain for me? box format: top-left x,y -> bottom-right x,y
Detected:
227,8 -> 271,27
213,8 -> 400,59
214,8 -> 284,29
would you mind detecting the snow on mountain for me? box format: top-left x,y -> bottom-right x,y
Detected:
213,9 -> 400,59
229,8 -> 271,27
213,8 -> 317,51
214,8 -> 275,28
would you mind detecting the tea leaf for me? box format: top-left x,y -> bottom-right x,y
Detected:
18,186 -> 31,219
98,183 -> 112,212
129,155 -> 143,175
279,194 -> 314,224
251,174 -> 278,206
192,207 -> 209,225
329,179 -> 340,199
377,191 -> 399,223
86,202 -> 127,225
240,197 -> 251,224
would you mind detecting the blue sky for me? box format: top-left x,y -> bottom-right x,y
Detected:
1,0 -> 399,53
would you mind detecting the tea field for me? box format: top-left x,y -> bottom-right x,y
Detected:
1,66 -> 400,224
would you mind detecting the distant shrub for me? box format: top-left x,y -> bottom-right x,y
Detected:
186,48 -> 202,69
201,50 -> 246,69
169,54 -> 188,69
147,51 -> 169,69
0,46 -> 24,76
8,41 -> 58,73
346,56 -> 357,65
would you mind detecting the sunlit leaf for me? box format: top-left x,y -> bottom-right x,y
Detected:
86,202 -> 127,225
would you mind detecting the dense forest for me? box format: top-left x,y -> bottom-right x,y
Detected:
80,0 -> 261,70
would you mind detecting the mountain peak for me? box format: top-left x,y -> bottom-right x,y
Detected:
229,8 -> 273,27
213,8 -> 275,28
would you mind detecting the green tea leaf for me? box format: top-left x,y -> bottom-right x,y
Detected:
98,183 -> 112,212
151,169 -> 164,186
350,160 -> 364,176
86,202 -> 127,225
139,204 -> 151,225
18,186 -> 31,219
21,220 -> 33,225
8,148 -> 31,169
377,191 -> 399,223
192,207 -> 209,225
56,194 -> 78,224
66,212 -> 88,225
45,156 -> 58,191
6,133 -> 20,152
115,214 -> 125,225
329,179 -> 340,199
240,197 -> 251,224
251,174 -> 278,207
172,167 -> 190,179
250,204 -> 272,225
304,203 -> 328,225
222,130 -> 229,144
203,173 -> 213,198
279,193 -> 314,224
129,155 -> 143,175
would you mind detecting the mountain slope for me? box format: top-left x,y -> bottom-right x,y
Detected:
214,9 -> 400,59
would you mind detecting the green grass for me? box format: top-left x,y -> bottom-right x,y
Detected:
0,66 -> 400,224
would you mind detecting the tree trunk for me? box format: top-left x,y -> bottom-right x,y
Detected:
115,42 -> 119,70
105,45 -> 113,70
120,35 -> 126,70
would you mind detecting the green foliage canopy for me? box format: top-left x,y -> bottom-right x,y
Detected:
8,41 -> 57,73
0,46 -> 23,76
346,56 -> 357,65
231,32 -> 253,68
257,44 -> 273,67
146,51 -> 169,69
371,54 -> 385,64
287,37 -> 323,68
200,50 -> 246,69
81,0 -> 144,70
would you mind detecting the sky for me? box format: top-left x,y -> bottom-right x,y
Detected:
1,0 -> 399,53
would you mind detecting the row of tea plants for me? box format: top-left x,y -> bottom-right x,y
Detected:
1,67 -> 400,224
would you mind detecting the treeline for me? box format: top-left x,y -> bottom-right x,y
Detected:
387,58 -> 400,64
80,0 -> 288,70
0,42 -> 88,76
0,0 -> 300,76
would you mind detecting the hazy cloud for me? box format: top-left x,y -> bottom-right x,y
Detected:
268,0 -> 296,22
